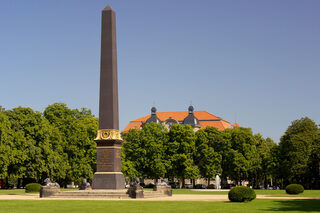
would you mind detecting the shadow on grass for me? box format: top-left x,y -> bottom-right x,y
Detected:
261,199 -> 320,212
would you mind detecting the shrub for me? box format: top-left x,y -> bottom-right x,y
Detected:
228,186 -> 256,202
286,184 -> 304,194
25,183 -> 41,193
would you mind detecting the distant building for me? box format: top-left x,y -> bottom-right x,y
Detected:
123,105 -> 240,132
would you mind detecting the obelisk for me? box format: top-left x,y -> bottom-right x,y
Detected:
92,5 -> 125,189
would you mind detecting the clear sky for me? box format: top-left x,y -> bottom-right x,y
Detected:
1,0 -> 319,142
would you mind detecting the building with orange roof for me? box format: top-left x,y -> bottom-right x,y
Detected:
123,105 -> 239,132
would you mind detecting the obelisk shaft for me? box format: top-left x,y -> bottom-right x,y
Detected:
99,5 -> 119,130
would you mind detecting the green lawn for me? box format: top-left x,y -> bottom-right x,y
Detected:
254,189 -> 320,197
1,188 -> 320,197
0,199 -> 319,213
173,189 -> 320,197
0,189 -> 29,195
0,188 -> 77,195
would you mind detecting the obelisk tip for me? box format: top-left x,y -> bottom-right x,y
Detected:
103,5 -> 114,11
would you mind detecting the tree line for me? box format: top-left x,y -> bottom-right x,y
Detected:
0,103 -> 319,189
122,118 -> 320,189
0,103 -> 98,187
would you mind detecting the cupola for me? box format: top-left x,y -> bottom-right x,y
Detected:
145,106 -> 162,124
183,105 -> 201,129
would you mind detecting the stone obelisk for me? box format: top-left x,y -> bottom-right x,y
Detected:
92,5 -> 125,189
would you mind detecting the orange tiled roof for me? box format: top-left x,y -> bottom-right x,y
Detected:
132,111 -> 221,122
123,111 -> 237,132
199,121 -> 231,131
122,122 -> 143,132
233,122 -> 240,127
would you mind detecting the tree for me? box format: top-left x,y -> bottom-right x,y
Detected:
4,107 -> 68,182
195,128 -> 222,185
122,129 -> 142,179
166,124 -> 199,188
279,117 -> 320,188
224,127 -> 259,186
0,112 -> 14,179
43,103 -> 98,183
122,123 -> 168,182
254,134 -> 277,188
139,123 -> 168,181
308,134 -> 320,189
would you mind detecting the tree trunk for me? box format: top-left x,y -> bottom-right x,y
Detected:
17,178 -> 21,189
5,177 -> 8,188
208,178 -> 210,186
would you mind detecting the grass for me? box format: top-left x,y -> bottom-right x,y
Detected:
0,188 -> 78,195
1,188 -> 320,197
254,189 -> 320,197
0,188 -> 319,212
172,189 -> 320,197
0,199 -> 319,213
0,189 -> 29,195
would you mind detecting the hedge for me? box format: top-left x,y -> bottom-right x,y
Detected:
286,184 -> 304,194
228,186 -> 256,202
25,183 -> 41,193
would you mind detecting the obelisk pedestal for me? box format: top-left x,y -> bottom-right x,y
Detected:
92,133 -> 125,189
92,5 -> 125,190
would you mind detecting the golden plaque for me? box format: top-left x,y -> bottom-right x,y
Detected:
95,129 -> 122,141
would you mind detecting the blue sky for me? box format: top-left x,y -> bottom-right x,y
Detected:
1,0 -> 319,142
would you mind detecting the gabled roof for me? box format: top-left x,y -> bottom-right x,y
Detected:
233,122 -> 240,127
123,122 -> 143,131
123,110 -> 237,132
132,111 -> 222,122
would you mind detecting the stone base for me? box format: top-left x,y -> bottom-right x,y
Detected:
79,186 -> 92,190
44,189 -> 129,199
153,185 -> 172,196
40,186 -> 60,197
127,185 -> 144,198
92,172 -> 125,189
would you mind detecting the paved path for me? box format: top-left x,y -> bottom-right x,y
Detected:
0,194 -> 319,201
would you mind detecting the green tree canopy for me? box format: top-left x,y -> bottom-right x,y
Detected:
224,127 -> 259,186
166,124 -> 199,187
195,128 -> 222,184
4,107 -> 68,182
253,134 -> 277,188
0,112 -> 14,178
122,123 -> 168,181
43,103 -> 98,183
279,117 -> 320,187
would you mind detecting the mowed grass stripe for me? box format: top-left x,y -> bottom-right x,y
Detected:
1,189 -> 320,197
0,199 -> 320,213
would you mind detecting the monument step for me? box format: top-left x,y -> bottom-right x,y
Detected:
42,189 -> 170,199
50,190 -> 130,199
49,190 -> 129,198
143,191 -> 167,198
60,190 -> 127,194
56,193 -> 129,196
50,195 -> 130,199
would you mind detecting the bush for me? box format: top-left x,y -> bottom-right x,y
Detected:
228,186 -> 256,202
286,184 -> 304,194
25,183 -> 41,193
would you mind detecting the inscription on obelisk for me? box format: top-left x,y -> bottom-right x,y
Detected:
92,5 -> 125,189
